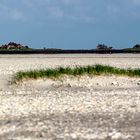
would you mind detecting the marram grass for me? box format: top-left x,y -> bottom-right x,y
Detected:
13,64 -> 140,83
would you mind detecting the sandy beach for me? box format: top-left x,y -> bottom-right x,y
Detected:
0,54 -> 140,140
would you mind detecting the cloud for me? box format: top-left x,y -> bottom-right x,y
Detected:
20,0 -> 94,23
0,0 -> 140,24
10,10 -> 25,21
132,0 -> 140,5
61,0 -> 81,5
98,0 -> 140,22
0,3 -> 25,22
47,6 -> 64,18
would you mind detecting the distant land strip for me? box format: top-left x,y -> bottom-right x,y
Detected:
0,49 -> 140,54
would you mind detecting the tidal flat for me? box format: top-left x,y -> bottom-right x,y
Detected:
0,54 -> 140,140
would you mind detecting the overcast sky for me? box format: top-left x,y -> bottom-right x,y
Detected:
0,0 -> 140,49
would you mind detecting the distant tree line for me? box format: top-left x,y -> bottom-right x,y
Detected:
0,42 -> 140,54
96,43 -> 140,50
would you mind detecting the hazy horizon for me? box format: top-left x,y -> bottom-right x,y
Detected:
0,0 -> 140,49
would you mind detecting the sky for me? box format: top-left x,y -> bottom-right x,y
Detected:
0,0 -> 140,49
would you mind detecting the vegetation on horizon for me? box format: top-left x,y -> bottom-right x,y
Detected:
0,42 -> 140,52
12,65 -> 140,83
0,42 -> 33,50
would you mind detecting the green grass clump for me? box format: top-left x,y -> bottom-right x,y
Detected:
13,64 -> 140,83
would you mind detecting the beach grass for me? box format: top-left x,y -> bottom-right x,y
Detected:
13,64 -> 140,83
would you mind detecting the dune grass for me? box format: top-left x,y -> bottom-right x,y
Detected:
13,64 -> 140,83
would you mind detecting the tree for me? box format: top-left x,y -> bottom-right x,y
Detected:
133,44 -> 140,49
96,44 -> 113,50
25,46 -> 29,49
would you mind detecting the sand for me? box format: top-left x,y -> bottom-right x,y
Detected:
0,54 -> 140,140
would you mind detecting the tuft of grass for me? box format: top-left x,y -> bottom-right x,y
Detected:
12,64 -> 140,84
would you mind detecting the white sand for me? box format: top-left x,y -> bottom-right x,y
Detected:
0,54 -> 140,139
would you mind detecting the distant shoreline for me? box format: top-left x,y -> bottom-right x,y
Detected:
0,49 -> 140,54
